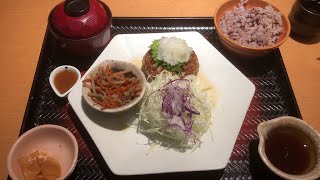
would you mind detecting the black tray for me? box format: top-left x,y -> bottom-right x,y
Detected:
16,18 -> 301,180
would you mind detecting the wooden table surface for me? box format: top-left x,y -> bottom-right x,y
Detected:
0,0 -> 319,178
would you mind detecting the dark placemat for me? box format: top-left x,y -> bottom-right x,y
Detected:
16,17 -> 300,180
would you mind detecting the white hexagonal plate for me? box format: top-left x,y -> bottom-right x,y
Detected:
68,32 -> 255,175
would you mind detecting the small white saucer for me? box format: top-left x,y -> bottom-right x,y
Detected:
49,65 -> 81,97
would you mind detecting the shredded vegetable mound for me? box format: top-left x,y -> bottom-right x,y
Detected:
138,71 -> 212,151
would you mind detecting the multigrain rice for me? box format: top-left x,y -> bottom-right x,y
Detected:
219,0 -> 283,48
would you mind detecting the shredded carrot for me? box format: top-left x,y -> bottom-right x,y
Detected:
83,65 -> 143,110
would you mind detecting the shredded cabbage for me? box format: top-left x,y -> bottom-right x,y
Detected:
138,71 -> 212,151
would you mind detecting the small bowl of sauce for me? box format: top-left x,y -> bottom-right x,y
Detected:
49,65 -> 81,97
257,116 -> 320,180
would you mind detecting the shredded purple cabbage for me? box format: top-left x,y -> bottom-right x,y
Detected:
153,78 -> 201,135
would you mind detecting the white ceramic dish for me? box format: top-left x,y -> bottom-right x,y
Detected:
7,124 -> 78,180
82,60 -> 147,113
49,65 -> 81,97
68,32 -> 255,175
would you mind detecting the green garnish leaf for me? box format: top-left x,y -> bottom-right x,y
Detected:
150,39 -> 160,61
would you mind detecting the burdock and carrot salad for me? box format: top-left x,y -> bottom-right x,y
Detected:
82,65 -> 143,110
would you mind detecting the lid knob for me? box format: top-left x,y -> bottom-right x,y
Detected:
64,0 -> 90,17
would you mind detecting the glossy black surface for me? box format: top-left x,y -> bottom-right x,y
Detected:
289,0 -> 320,38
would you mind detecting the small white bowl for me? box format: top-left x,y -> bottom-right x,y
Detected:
82,60 -> 147,113
7,125 -> 78,180
49,65 -> 81,97
257,116 -> 320,180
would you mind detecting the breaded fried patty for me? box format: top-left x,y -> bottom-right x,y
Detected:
141,49 -> 199,78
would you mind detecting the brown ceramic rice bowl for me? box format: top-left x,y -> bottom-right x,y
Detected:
214,0 -> 291,58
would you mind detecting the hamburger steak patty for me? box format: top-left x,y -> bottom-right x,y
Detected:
142,49 -> 199,78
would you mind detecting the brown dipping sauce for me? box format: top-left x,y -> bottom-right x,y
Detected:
265,127 -> 316,175
54,68 -> 78,94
